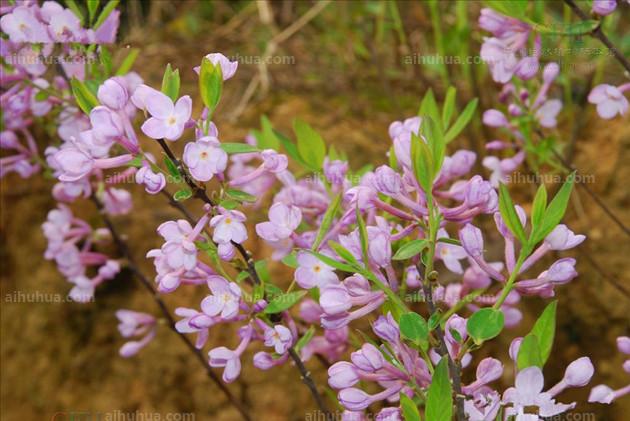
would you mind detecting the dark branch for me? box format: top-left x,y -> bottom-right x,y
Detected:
563,0 -> 630,74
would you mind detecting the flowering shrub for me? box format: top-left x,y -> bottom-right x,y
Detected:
1,1 -> 629,420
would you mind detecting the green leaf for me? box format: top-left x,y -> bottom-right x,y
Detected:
442,86 -> 457,130
531,183 -> 547,230
411,133 -> 434,193
220,143 -> 260,154
426,356 -> 452,421
226,189 -> 257,203
294,118 -> 326,171
199,57 -> 223,112
311,192 -> 342,251
94,0 -> 120,29
393,239 -> 429,260
161,63 -> 180,102
219,198 -> 239,210
467,308 -> 505,344
400,393 -> 421,421
517,333 -> 543,369
115,48 -> 139,75
264,291 -> 307,314
257,115 -> 281,150
163,156 -> 180,178
173,189 -> 192,201
329,241 -> 361,267
445,98 -> 478,143
436,237 -> 461,246
530,301 -> 557,365
34,90 -> 50,102
294,326 -> 316,354
356,206 -> 369,264
254,260 -> 270,283
87,0 -> 100,23
419,89 -> 441,128
276,130 -> 309,168
498,183 -> 527,244
485,0 -> 527,19
281,252 -> 298,268
535,20 -> 599,36
428,311 -> 441,331
309,251 -> 356,273
70,78 -> 99,115
99,46 -> 113,76
530,172 -> 576,244
400,312 -> 429,343
423,117 -> 445,177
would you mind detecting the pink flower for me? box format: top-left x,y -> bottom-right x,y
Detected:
135,164 -> 166,194
194,53 -> 239,80
592,0 -> 617,16
201,276 -> 242,320
116,309 -> 156,357
588,84 -> 629,119
140,90 -> 192,141
0,6 -> 50,43
535,99 -> 562,128
47,8 -> 81,42
436,228 -> 467,274
544,225 -> 585,250
182,136 -> 228,182
98,78 -> 129,110
157,219 -> 198,272
263,325 -> 293,354
295,251 -> 339,289
255,202 -> 302,242
208,347 -> 242,383
503,366 -> 575,419
210,208 -> 248,244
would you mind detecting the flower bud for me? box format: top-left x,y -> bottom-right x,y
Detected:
328,361 -> 359,389
373,165 -> 403,196
320,284 -> 352,316
351,343 -> 384,372
543,62 -> 560,84
98,78 -> 129,110
483,109 -> 508,127
338,388 -> 372,411
563,357 -> 594,387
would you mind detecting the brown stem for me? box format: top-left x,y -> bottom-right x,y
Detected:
419,266 -> 467,421
287,348 -> 331,415
153,139 -> 331,415
89,195 -> 252,421
563,0 -> 630,74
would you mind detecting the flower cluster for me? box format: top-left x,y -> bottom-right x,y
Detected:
2,2 -> 627,419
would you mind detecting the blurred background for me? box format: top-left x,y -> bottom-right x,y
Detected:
1,1 -> 629,420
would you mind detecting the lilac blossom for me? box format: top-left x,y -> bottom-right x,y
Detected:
183,136 -> 228,182
116,310 -> 157,357
588,84 -> 629,120
140,88 -> 192,141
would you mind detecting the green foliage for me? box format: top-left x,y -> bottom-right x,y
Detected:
199,57 -> 223,112
311,193 -> 342,251
264,291 -> 307,314
173,189 -> 192,201
258,116 -> 281,150
293,119 -> 326,171
467,308 -> 505,344
425,356 -> 452,421
220,143 -> 260,154
115,48 -> 139,76
400,312 -> 429,344
517,333 -> 544,369
161,64 -> 180,102
498,183 -> 527,244
393,239 -> 429,260
70,78 -> 99,115
400,393 -> 421,421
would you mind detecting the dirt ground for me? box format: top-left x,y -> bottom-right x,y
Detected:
1,2 -> 629,420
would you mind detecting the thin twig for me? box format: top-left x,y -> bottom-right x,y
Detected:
564,0 -> 630,74
89,195 -> 252,421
